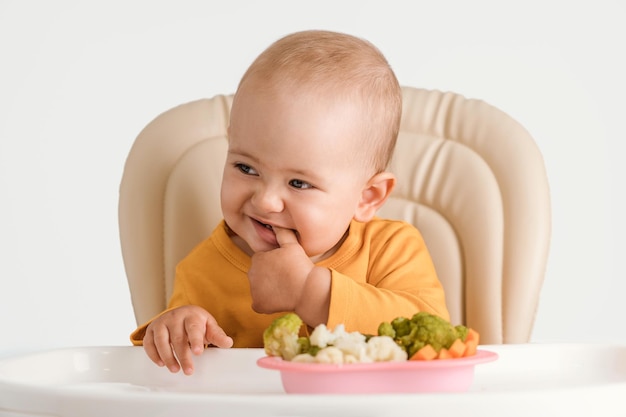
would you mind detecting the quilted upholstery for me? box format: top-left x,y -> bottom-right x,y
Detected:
119,87 -> 550,344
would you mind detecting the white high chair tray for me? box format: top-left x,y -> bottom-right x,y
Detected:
1,343 -> 625,417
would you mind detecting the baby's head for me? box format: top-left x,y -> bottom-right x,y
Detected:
232,30 -> 402,176
223,30 -> 401,259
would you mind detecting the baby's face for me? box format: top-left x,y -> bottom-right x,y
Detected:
221,85 -> 371,261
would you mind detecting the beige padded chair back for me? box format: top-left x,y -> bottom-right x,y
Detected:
119,87 -> 551,344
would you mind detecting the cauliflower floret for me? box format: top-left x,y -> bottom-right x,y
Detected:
291,353 -> 317,363
308,323 -> 335,348
302,322 -> 409,363
263,313 -> 304,360
308,323 -> 370,362
366,336 -> 408,362
332,331 -> 368,361
343,354 -> 363,364
314,346 -> 345,364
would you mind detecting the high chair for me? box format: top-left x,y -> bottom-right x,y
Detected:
118,87 -> 551,344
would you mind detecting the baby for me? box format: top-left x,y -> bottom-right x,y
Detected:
131,30 -> 449,375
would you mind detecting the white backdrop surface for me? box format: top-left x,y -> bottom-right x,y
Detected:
1,0 -> 625,356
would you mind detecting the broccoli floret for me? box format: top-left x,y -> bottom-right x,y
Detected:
379,312 -> 467,357
297,336 -> 311,353
455,324 -> 469,341
390,316 -> 412,337
377,321 -> 396,339
263,313 -> 304,360
410,312 -> 459,352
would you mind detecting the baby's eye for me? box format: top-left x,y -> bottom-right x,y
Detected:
235,163 -> 258,176
289,179 -> 313,189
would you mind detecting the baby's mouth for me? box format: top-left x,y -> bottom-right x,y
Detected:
253,218 -> 300,240
257,220 -> 273,230
254,218 -> 275,232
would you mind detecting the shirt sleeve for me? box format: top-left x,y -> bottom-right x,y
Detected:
326,222 -> 450,335
129,309 -> 173,346
128,264 -> 193,346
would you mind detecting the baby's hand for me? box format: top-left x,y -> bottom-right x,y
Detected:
248,226 -> 315,313
143,305 -> 233,375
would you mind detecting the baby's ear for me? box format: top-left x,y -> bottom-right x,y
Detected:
354,172 -> 396,222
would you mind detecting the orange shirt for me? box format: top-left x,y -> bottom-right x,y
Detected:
130,218 -> 449,347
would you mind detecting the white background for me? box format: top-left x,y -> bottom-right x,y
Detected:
1,0 -> 624,356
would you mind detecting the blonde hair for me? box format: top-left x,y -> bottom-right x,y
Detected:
233,30 -> 402,173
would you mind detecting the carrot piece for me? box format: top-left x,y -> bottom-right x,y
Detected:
437,347 -> 452,359
464,339 -> 478,357
465,328 -> 480,345
462,328 -> 480,357
410,344 -> 438,361
448,338 -> 466,358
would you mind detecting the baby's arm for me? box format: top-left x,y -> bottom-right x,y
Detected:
325,223 -> 449,334
143,305 -> 233,375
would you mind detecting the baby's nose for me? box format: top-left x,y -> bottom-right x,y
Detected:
252,184 -> 284,213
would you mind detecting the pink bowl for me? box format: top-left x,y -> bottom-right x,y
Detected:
257,349 -> 498,394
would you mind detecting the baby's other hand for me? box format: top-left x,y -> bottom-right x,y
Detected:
143,305 -> 233,375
